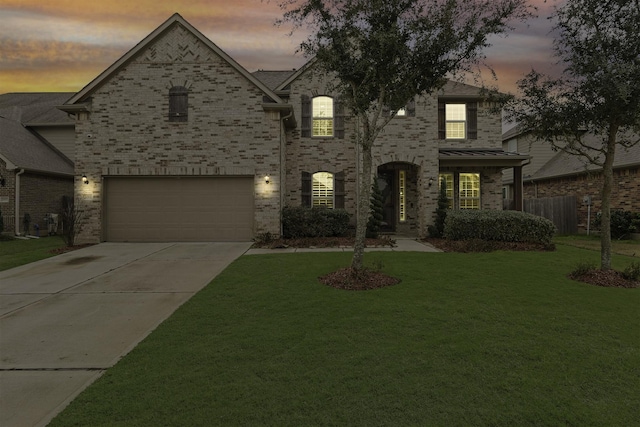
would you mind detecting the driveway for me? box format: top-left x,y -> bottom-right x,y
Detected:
0,242 -> 251,427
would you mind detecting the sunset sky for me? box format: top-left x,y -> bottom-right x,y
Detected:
0,0 -> 562,95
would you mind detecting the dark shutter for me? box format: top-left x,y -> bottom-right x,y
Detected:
301,95 -> 311,137
467,101 -> 478,139
334,171 -> 345,209
334,98 -> 345,139
407,98 -> 416,117
169,86 -> 188,122
438,101 -> 445,139
301,171 -> 311,207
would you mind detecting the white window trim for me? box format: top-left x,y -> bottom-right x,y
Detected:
312,96 -> 334,137
312,171 -> 334,208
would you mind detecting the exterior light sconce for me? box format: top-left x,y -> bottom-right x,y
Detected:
265,175 -> 271,184
82,175 -> 89,185
429,177 -> 434,187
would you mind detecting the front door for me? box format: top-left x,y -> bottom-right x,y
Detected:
376,171 -> 396,232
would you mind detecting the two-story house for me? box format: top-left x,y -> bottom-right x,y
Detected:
60,13 -> 529,243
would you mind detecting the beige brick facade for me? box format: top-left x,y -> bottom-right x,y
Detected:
65,14 -> 513,243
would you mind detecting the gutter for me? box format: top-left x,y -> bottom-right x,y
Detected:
14,169 -> 24,235
279,109 -> 294,236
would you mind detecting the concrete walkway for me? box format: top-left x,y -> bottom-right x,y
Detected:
245,235 -> 441,255
0,242 -> 251,427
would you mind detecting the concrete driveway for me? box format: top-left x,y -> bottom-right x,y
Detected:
0,241 -> 251,427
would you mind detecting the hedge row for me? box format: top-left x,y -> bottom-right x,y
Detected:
444,210 -> 556,245
282,206 -> 350,238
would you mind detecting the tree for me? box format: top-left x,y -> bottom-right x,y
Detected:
280,0 -> 532,271
60,196 -> 85,247
505,0 -> 640,270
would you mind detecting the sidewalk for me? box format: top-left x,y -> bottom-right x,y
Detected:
245,236 -> 440,255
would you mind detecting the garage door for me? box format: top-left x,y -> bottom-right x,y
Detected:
104,177 -> 254,242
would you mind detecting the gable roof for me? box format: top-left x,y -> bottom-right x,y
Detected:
252,70 -> 298,91
529,143 -> 640,181
63,13 -> 285,107
0,116 -> 73,175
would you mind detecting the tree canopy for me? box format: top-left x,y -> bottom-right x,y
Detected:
505,0 -> 640,270
279,0 -> 533,271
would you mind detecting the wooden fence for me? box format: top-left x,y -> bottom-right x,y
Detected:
523,195 -> 578,235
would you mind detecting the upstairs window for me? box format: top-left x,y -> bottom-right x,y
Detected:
445,104 -> 466,139
169,86 -> 188,122
438,101 -> 477,139
301,95 -> 344,138
312,96 -> 334,137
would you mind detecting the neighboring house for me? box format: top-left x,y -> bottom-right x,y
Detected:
502,128 -> 640,231
0,93 -> 75,235
60,13 -> 529,244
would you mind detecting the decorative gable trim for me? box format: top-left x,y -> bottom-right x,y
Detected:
64,13 -> 285,107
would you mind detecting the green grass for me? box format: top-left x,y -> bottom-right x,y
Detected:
0,235 -> 66,271
555,234 -> 640,257
50,247 -> 639,427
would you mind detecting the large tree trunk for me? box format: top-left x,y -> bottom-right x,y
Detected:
600,125 -> 618,271
352,142 -> 373,271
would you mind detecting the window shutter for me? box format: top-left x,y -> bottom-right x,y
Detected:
407,98 -> 416,117
301,171 -> 311,207
438,101 -> 445,139
334,171 -> 345,209
467,102 -> 478,139
301,95 -> 311,137
334,98 -> 345,139
169,86 -> 188,122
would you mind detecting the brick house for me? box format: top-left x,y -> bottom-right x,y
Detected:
0,93 -> 75,235
60,13 -> 528,243
502,128 -> 640,231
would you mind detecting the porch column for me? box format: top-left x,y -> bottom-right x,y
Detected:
513,165 -> 523,211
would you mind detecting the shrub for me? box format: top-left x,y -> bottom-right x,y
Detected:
592,210 -> 638,240
622,262 -> 640,282
282,206 -> 350,238
366,181 -> 384,238
571,260 -> 597,277
428,179 -> 450,238
444,210 -> 556,245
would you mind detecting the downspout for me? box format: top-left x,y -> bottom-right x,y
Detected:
280,109 -> 293,237
14,168 -> 25,235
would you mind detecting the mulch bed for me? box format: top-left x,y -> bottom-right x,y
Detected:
319,267 -> 401,291
423,237 -> 555,253
568,269 -> 639,288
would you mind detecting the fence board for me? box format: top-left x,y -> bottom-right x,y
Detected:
523,195 -> 578,235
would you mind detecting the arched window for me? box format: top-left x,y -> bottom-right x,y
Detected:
312,172 -> 334,208
169,86 -> 188,122
312,96 -> 334,137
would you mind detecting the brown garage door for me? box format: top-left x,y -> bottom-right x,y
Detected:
104,177 -> 254,242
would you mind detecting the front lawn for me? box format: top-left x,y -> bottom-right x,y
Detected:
0,235 -> 66,271
50,246 -> 639,426
555,234 -> 640,257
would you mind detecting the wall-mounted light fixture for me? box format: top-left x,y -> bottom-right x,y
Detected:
265,175 -> 270,185
82,175 -> 89,185
428,177 -> 434,187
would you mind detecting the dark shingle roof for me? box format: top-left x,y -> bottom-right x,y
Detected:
0,93 -> 74,125
439,148 -> 529,159
0,116 -> 73,175
251,70 -> 297,91
530,143 -> 640,181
